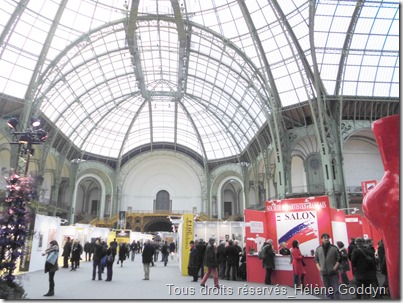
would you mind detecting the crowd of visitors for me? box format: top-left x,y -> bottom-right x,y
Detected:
45,233 -> 388,299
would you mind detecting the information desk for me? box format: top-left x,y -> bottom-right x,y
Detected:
246,254 -> 324,287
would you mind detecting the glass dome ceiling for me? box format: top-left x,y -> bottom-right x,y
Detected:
0,0 -> 399,161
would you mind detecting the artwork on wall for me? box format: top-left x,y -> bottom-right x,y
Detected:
276,211 -> 319,256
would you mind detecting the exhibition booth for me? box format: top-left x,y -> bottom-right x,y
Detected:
243,195 -> 380,287
24,214 -> 157,273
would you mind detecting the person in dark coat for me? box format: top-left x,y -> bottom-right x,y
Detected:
169,241 -> 176,253
92,238 -> 105,281
196,239 -> 207,278
105,246 -> 114,281
142,240 -> 155,280
117,242 -> 128,267
62,237 -> 72,268
42,240 -> 59,297
314,233 -> 341,299
84,241 -> 93,261
238,247 -> 247,280
377,239 -> 388,293
70,239 -> 83,271
161,241 -> 169,266
130,240 -> 137,261
224,240 -> 239,281
200,237 -> 219,288
279,242 -> 291,255
216,241 -> 227,279
260,239 -> 276,285
336,241 -> 350,285
234,240 -> 243,279
109,238 -> 118,259
351,237 -> 380,299
188,240 -> 200,282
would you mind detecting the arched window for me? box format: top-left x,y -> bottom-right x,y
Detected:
306,153 -> 325,193
154,190 -> 171,213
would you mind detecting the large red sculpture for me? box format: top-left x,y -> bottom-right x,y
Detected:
362,114 -> 400,299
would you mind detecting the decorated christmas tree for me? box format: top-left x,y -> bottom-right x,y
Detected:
0,171 -> 36,299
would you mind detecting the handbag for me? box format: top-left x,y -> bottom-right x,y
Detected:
301,259 -> 306,266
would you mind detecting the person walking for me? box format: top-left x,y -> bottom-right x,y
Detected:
291,240 -> 306,287
130,240 -> 137,261
161,241 -> 170,266
117,242 -> 128,267
314,233 -> 341,299
61,237 -> 72,268
188,240 -> 200,282
70,239 -> 83,271
142,240 -> 154,280
260,239 -> 276,285
200,237 -> 219,288
336,241 -> 350,285
42,240 -> 59,297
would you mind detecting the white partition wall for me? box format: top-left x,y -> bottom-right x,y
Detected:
29,214 -> 61,272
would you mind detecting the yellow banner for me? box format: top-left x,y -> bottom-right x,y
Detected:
181,214 -> 194,276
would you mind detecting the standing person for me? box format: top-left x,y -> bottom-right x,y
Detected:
92,238 -> 104,281
42,240 -> 59,297
62,236 -> 72,268
216,241 -> 227,279
314,233 -> 341,299
188,240 -> 200,282
84,241 -> 92,261
351,237 -> 380,299
105,246 -> 114,282
234,240 -> 243,279
161,241 -> 169,266
224,240 -> 239,281
336,241 -> 350,285
377,239 -> 388,294
142,240 -> 154,280
260,239 -> 276,285
109,238 -> 118,259
70,239 -> 83,271
117,242 -> 128,267
347,238 -> 357,282
291,240 -> 306,286
200,237 -> 219,288
279,242 -> 291,255
137,240 -> 142,254
196,239 -> 207,278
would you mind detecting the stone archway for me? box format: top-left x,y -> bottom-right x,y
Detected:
144,218 -> 172,232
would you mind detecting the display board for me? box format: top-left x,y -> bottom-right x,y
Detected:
265,196 -> 332,255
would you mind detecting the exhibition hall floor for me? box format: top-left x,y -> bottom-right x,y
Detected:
15,255 -> 328,300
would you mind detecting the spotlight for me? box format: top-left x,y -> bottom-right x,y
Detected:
30,117 -> 41,128
18,134 -> 30,144
7,117 -> 19,129
36,129 -> 48,142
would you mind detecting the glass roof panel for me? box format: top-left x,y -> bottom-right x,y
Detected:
0,0 -> 399,162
